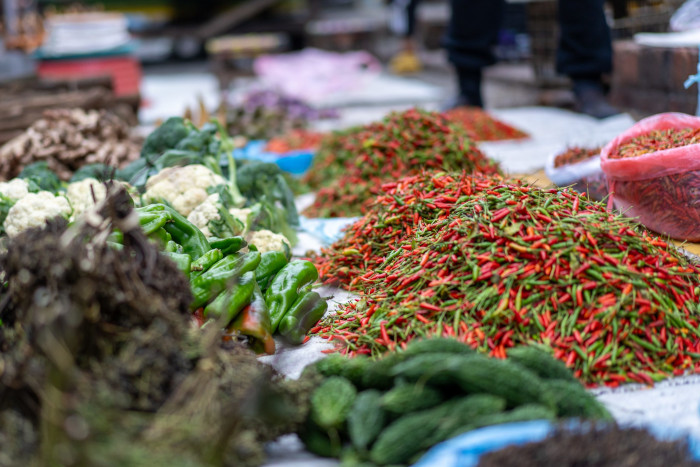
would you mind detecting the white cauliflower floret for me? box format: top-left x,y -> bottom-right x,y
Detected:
247,229 -> 290,254
187,194 -> 244,239
187,194 -> 220,238
0,179 -> 30,201
65,178 -> 108,221
229,207 -> 252,231
144,165 -> 225,216
4,191 -> 71,237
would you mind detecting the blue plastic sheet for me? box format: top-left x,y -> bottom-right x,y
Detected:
413,420 -> 700,467
234,140 -> 314,175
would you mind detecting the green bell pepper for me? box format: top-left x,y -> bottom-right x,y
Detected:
227,282 -> 275,355
190,251 -> 261,309
163,251 -> 192,277
265,260 -> 319,333
138,204 -> 210,260
255,251 -> 289,292
203,271 -> 256,324
277,290 -> 328,345
209,236 -> 246,256
148,227 -> 172,248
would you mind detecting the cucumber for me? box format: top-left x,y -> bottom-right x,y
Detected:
546,379 -> 613,421
348,390 -> 387,451
311,376 -> 357,429
381,384 -> 443,415
507,346 -> 577,382
369,394 -> 506,465
402,337 -> 474,357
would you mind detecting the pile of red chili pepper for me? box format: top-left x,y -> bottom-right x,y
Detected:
553,146 -> 602,168
609,128 -> 700,159
302,108 -> 499,218
265,129 -> 326,153
442,107 -> 528,142
312,171 -> 700,387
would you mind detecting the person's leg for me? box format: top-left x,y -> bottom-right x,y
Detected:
443,0 -> 505,107
389,0 -> 422,74
557,0 -> 618,118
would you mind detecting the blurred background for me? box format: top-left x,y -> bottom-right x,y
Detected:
0,0 -> 695,142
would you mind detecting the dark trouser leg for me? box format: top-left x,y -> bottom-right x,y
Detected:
443,0 -> 506,107
556,0 -> 612,80
557,0 -> 617,118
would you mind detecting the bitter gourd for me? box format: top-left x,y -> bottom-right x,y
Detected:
348,390 -> 387,451
311,376 -> 357,429
507,346 -> 577,382
380,383 -> 443,415
546,379 -> 613,421
401,337 -> 475,357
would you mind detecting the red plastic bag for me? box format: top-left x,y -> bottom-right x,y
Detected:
600,112 -> 700,241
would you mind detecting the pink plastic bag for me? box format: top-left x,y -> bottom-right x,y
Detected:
600,112 -> 700,240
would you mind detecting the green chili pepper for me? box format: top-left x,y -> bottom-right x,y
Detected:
277,290 -> 328,345
190,248 -> 224,279
190,251 -> 261,309
265,260 -> 319,333
138,211 -> 172,236
138,204 -> 210,260
165,240 -> 182,253
255,251 -> 289,292
209,236 -> 246,256
148,227 -> 172,248
204,271 -> 256,324
163,251 -> 192,277
227,282 -> 275,355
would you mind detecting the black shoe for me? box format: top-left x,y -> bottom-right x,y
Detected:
573,80 -> 620,119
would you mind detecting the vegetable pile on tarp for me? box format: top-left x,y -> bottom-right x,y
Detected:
297,338 -> 610,466
265,129 -> 325,153
313,171 -> 700,387
601,112 -> 700,241
120,116 -> 299,244
302,108 -> 500,218
0,187 -> 312,467
119,200 -> 326,353
546,145 -> 608,202
224,89 -> 338,141
478,425 -> 700,467
443,107 -> 528,142
0,108 -> 139,181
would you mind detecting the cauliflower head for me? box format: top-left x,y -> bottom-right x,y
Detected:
4,191 -> 71,237
65,178 -> 108,221
247,229 -> 291,254
144,165 -> 225,216
0,179 -> 30,201
187,194 -> 244,239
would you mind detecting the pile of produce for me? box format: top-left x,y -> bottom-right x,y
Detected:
120,116 -> 299,244
313,172 -> 700,386
478,425 -> 700,467
297,338 -> 611,466
225,89 -> 337,140
443,107 -> 528,141
553,146 -> 602,167
0,108 -> 139,181
0,188 -> 312,466
265,129 -> 325,153
608,127 -> 700,159
302,108 -> 499,217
